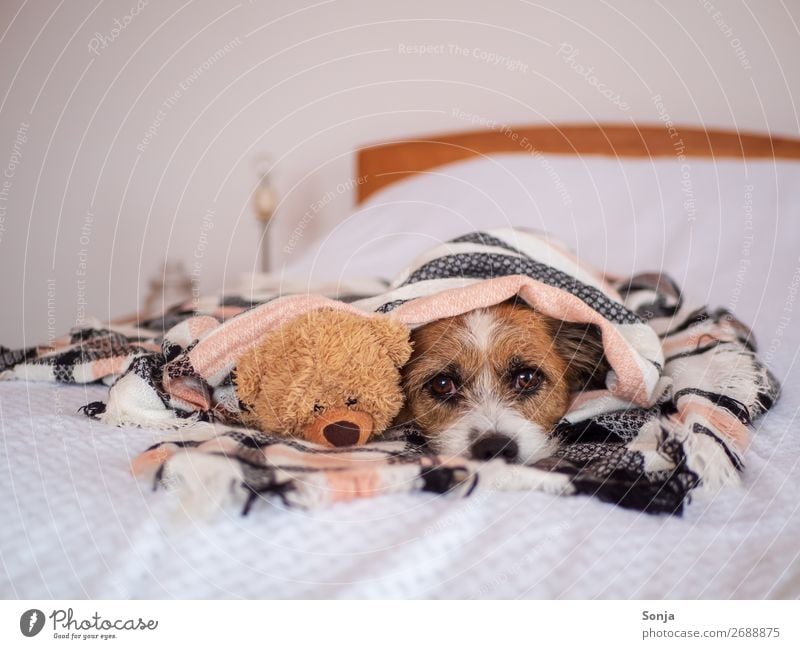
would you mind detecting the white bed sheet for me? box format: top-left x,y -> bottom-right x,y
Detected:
1,371 -> 798,599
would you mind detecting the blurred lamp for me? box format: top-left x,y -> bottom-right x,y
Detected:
253,156 -> 278,272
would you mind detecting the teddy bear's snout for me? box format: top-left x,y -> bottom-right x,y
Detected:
323,420 -> 360,447
305,406 -> 374,447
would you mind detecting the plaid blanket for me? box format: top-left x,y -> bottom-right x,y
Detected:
1,229 -> 779,515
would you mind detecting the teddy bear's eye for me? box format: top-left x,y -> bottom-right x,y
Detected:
345,397 -> 358,407
313,403 -> 324,414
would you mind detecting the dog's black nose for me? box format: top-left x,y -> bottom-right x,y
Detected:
470,434 -> 518,462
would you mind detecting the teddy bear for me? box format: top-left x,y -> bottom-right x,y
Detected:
234,308 -> 412,447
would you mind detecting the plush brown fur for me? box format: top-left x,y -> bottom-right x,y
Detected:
234,309 -> 412,447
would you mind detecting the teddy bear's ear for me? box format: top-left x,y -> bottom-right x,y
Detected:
370,317 -> 412,368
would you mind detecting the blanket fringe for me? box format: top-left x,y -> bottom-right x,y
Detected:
678,425 -> 742,494
98,410 -> 202,430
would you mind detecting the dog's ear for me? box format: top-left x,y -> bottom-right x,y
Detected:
549,320 -> 609,391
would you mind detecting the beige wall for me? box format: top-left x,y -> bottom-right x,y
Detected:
1,0 -> 798,347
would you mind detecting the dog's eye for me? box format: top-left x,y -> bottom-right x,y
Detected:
345,397 -> 358,407
511,368 -> 543,393
428,374 -> 458,399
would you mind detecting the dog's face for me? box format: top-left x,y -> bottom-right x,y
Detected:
401,301 -> 607,464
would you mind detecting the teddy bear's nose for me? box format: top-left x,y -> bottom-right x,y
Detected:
323,420 -> 361,447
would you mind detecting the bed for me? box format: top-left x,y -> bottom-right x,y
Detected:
2,124 -> 800,598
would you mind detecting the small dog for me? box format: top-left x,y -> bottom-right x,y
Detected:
401,300 -> 608,463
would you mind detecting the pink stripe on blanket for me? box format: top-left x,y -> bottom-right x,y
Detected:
262,445 -> 390,469
167,378 -> 212,412
180,294 -> 380,383
390,275 -> 658,406
131,445 -> 177,476
662,329 -> 737,357
326,470 -> 382,502
187,315 -> 220,341
567,389 -> 613,411
676,400 -> 750,452
213,306 -> 250,320
91,356 -> 129,380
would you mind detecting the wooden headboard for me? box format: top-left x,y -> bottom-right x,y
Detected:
356,123 -> 800,204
